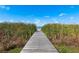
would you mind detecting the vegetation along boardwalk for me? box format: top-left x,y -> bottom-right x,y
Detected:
21,31 -> 58,53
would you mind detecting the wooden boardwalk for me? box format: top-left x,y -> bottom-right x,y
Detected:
21,31 -> 58,53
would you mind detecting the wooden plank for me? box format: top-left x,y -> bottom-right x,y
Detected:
21,31 -> 58,53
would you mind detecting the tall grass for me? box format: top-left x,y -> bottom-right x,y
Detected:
42,24 -> 79,52
0,23 -> 36,52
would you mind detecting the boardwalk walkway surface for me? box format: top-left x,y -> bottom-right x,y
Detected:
21,31 -> 58,53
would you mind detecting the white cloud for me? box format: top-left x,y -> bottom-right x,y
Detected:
0,20 -> 4,23
50,18 -> 60,24
0,5 -> 10,11
9,19 -> 15,22
59,13 -> 66,17
44,16 -> 50,18
52,19 -> 59,23
70,16 -> 74,20
34,19 -> 45,26
6,6 -> 10,10
0,6 -> 5,9
35,19 -> 40,24
35,19 -> 41,26
26,20 -> 31,23
54,20 -> 59,23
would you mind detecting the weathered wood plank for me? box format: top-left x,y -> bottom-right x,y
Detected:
21,31 -> 58,53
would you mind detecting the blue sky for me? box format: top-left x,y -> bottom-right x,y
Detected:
0,5 -> 79,26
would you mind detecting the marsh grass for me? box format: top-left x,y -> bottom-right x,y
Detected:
0,23 -> 36,53
42,24 -> 79,53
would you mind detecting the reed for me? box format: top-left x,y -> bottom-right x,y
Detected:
42,24 -> 79,52
0,23 -> 36,52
